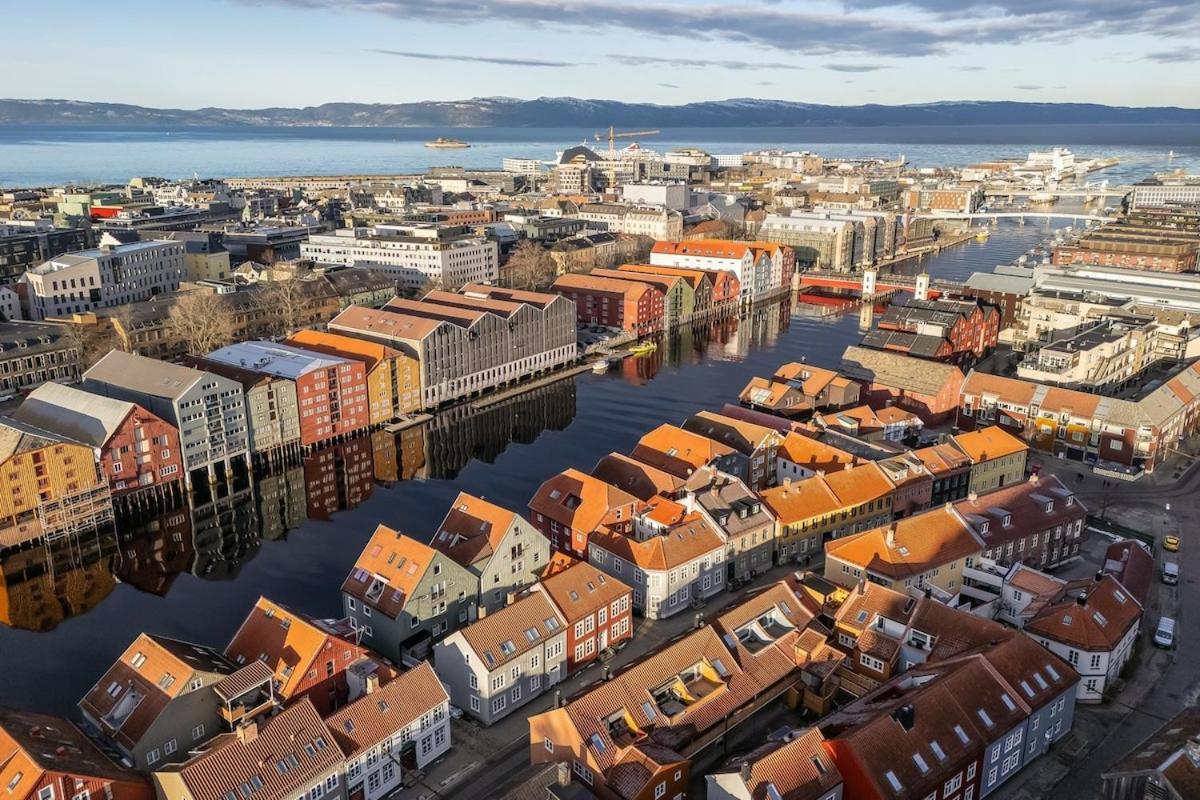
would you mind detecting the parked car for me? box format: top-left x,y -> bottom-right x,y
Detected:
1162,561 -> 1180,585
1164,534 -> 1181,552
1153,616 -> 1176,649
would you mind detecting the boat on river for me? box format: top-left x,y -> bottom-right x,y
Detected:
424,137 -> 470,149
629,341 -> 657,356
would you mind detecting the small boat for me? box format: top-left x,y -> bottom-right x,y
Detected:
424,137 -> 470,149
592,359 -> 610,374
974,228 -> 990,242
629,341 -> 657,356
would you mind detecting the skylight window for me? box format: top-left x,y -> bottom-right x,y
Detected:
524,627 -> 541,642
885,771 -> 903,793
712,658 -> 730,678
589,733 -> 607,752
1001,693 -> 1016,711
1033,672 -> 1049,689
499,640 -> 516,655
912,753 -> 929,774
977,709 -> 994,728
1093,611 -> 1108,626
1045,664 -> 1062,681
1020,681 -> 1035,698
642,701 -> 657,720
929,741 -> 946,762
545,617 -> 560,631
953,724 -> 969,745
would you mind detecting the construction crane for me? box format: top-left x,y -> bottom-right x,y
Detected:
594,126 -> 660,193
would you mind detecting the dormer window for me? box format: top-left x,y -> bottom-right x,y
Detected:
980,521 -> 990,534
1066,496 -> 1075,507
1004,514 -> 1012,526
1045,501 -> 1054,513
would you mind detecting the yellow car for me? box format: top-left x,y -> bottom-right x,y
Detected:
1164,535 -> 1181,552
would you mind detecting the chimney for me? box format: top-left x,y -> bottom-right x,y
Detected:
885,524 -> 897,549
505,591 -> 517,607
967,491 -> 978,503
365,673 -> 380,695
557,762 -> 571,786
1094,571 -> 1105,583
554,689 -> 563,708
603,665 -> 613,681
890,704 -> 916,732
237,720 -> 259,744
1029,472 -> 1040,485
740,762 -> 752,782
1076,592 -> 1088,606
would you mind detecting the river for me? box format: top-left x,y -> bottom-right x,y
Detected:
0,217 -> 1072,715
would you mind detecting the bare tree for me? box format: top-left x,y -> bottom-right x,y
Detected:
253,276 -> 315,338
61,318 -> 125,370
505,240 -> 557,290
168,293 -> 237,355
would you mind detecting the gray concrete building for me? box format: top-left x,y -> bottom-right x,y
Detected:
83,350 -> 250,486
25,239 -> 185,320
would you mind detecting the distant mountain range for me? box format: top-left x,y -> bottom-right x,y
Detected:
2,97 -> 1199,128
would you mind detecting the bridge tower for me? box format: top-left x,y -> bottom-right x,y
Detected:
914,273 -> 930,302
859,268 -> 878,332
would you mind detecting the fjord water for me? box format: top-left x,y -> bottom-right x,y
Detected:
2,124 -> 1199,186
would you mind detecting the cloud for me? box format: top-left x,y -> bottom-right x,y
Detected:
841,0 -> 1200,40
1014,84 -> 1043,90
658,83 -> 680,88
824,64 -> 890,72
1145,47 -> 1200,62
755,81 -> 776,86
250,0 -> 957,57
610,54 -> 802,70
369,48 -> 574,67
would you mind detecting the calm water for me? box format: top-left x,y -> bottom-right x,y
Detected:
1,124 -> 1198,186
0,218 -> 1070,715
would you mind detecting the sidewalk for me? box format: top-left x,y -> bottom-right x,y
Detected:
395,560 -> 803,800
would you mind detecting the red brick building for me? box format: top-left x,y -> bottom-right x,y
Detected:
205,340 -> 371,448
551,272 -> 665,336
534,556 -> 633,672
13,382 -> 184,496
1052,235 -> 1199,273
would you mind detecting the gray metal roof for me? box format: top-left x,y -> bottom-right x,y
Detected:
964,271 -> 1035,294
84,350 -> 204,400
13,382 -> 136,447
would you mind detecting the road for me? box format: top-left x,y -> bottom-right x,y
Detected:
1029,455 -> 1200,797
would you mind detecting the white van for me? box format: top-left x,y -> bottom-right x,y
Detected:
1154,617 -> 1176,649
1163,561 -> 1180,585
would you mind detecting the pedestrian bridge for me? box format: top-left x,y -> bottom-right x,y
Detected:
917,211 -> 1113,223
798,269 -> 964,298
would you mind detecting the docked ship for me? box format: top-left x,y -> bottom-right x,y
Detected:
424,137 -> 470,149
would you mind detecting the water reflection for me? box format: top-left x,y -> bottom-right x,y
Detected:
0,301 -> 792,632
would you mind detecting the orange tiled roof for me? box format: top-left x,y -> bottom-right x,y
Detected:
759,476 -> 844,525
960,370 -> 1039,405
777,432 -> 858,472
457,593 -> 565,671
591,452 -> 685,501
224,598 -> 355,699
537,559 -> 632,626
341,525 -> 439,618
652,239 -> 751,260
633,424 -> 736,476
325,661 -> 448,756
174,699 -> 344,800
430,492 -> 519,568
285,328 -> 398,370
590,513 -> 724,572
826,506 -> 982,580
529,468 -> 639,533
1025,575 -> 1143,651
822,462 -> 896,508
952,426 -> 1028,463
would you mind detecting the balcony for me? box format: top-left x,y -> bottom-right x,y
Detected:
219,687 -> 275,727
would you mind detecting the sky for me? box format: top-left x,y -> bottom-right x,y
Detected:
9,0 -> 1199,108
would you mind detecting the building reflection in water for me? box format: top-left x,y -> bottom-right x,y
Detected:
0,299 -> 792,632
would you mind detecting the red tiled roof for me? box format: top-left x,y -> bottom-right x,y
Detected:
325,662 -> 448,755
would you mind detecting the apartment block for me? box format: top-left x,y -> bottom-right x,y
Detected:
301,223 -> 498,290
181,356 -> 301,460
83,351 -> 250,484
26,239 -> 184,320
286,328 -> 422,421
955,474 -> 1087,570
0,321 -> 81,397
551,272 -> 665,336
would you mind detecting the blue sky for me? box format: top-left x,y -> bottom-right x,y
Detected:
10,0 -> 1199,107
